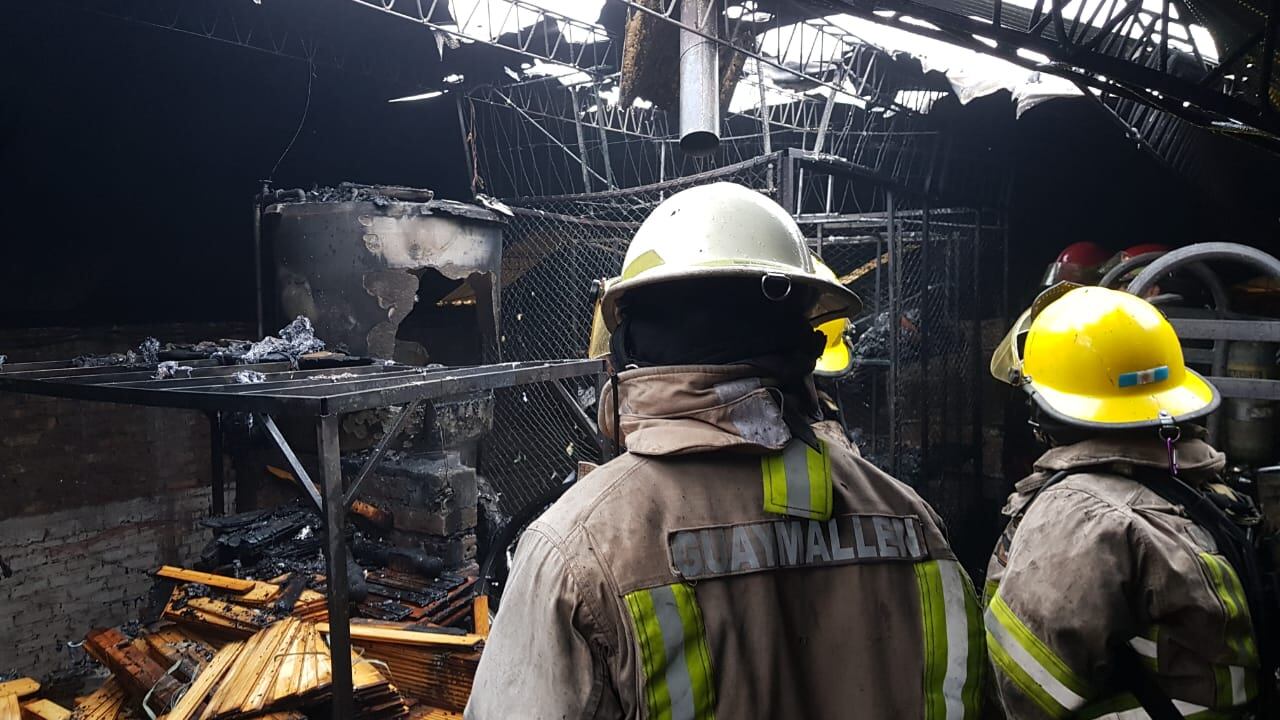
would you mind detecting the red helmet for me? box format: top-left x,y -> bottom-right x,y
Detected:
1043,242 -> 1110,286
1098,243 -> 1173,291
1119,243 -> 1171,261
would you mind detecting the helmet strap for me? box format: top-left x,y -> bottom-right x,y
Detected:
1157,411 -> 1181,476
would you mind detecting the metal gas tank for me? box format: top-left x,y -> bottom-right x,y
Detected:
1224,341 -> 1279,465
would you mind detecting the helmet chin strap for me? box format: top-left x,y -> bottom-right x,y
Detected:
1157,410 -> 1181,476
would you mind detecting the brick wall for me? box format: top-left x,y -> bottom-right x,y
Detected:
0,323 -> 248,682
0,490 -> 219,681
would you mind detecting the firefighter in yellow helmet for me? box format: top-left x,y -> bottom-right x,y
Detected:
813,258 -> 855,377
985,285 -> 1270,718
468,182 -> 986,719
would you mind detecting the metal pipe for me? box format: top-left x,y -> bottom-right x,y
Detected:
757,59 -> 773,193
209,411 -> 225,516
679,0 -> 719,156
317,414 -> 355,720
568,86 -> 593,193
886,190 -> 898,476
592,84 -> 617,188
919,204 -> 930,466
252,194 -> 265,339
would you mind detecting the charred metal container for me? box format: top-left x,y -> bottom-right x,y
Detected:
261,184 -> 506,363
253,184 -> 509,570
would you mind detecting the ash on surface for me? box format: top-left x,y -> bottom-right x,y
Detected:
233,370 -> 267,384
155,361 -> 194,380
242,316 -> 325,364
268,182 -> 435,206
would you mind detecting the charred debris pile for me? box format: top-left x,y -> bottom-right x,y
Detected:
0,318 -> 497,719
2,563 -> 485,718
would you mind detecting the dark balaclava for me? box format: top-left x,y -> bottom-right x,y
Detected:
610,276 -> 827,444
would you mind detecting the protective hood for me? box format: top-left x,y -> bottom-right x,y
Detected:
1003,429 -> 1225,517
597,365 -> 803,456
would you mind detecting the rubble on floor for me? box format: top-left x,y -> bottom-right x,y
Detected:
3,563 -> 487,720
1,677 -> 71,720
197,502 -> 481,629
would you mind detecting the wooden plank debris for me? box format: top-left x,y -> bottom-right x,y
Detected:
0,695 -> 19,720
18,561 -> 480,720
18,698 -> 71,720
69,677 -> 129,720
166,617 -> 408,720
324,621 -> 481,712
317,623 -> 484,648
156,567 -> 256,593
406,708 -> 462,720
161,569 -> 327,639
0,679 -> 38,700
83,628 -> 184,710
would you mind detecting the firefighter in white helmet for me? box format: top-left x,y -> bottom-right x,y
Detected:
467,182 -> 986,719
985,285 -> 1271,718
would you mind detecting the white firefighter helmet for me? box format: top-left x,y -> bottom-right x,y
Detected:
599,182 -> 862,331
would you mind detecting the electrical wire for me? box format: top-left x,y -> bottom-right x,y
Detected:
268,58 -> 315,183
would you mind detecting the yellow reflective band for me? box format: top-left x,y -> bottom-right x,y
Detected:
761,439 -> 833,521
914,560 -> 984,720
985,593 -> 1090,717
1199,553 -> 1260,672
1128,627 -> 1159,672
624,584 -> 717,720
621,249 -> 665,280
982,579 -> 999,609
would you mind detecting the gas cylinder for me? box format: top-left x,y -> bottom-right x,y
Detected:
1224,341 -> 1279,465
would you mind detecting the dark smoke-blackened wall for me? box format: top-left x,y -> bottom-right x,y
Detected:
0,2 -> 469,329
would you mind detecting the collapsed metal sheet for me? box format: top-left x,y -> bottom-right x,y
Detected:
264,191 -> 506,361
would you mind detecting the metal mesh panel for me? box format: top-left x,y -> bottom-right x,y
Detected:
482,379 -> 602,515
479,155 -> 779,513
479,152 -> 1008,558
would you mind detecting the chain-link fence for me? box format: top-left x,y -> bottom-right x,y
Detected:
478,151 -> 1009,566
478,155 -> 778,514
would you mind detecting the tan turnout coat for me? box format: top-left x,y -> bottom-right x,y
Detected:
466,365 -> 985,720
985,434 -> 1261,718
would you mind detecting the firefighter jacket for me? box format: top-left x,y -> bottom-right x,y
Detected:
466,365 -> 985,720
984,432 -> 1260,719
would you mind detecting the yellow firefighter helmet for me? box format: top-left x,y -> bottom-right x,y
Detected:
1017,285 -> 1219,429
813,258 -> 854,376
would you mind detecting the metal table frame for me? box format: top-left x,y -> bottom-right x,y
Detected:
0,356 -> 603,717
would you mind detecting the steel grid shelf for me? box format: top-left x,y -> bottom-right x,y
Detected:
0,355 -> 603,717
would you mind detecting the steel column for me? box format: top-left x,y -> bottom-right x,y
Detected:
318,414 -> 354,720
592,85 -> 617,189
569,86 -> 594,193
209,411 -> 226,516
919,204 -> 930,467
252,197 -> 265,340
971,210 -> 984,484
886,190 -> 899,476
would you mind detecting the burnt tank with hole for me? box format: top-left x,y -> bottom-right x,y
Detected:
259,183 -> 504,459
255,185 -> 509,570
261,183 -> 506,365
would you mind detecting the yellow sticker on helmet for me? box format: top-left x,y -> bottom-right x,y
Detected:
621,249 -> 665,280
